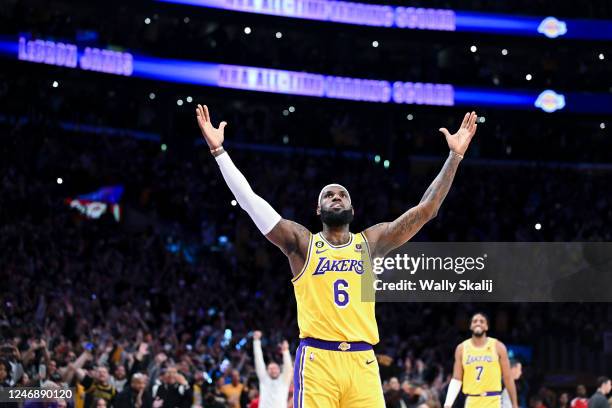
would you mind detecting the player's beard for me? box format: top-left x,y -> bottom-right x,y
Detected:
472,328 -> 486,337
320,208 -> 354,227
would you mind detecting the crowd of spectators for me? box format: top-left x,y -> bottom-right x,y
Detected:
2,1 -> 612,406
2,66 -> 612,168
1,110 -> 611,407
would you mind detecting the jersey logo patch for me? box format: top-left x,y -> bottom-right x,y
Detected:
338,342 -> 351,351
315,241 -> 324,248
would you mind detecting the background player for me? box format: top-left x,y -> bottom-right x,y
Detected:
444,313 -> 518,408
252,331 -> 292,408
196,104 -> 478,407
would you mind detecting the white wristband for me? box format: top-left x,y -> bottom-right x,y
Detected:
215,152 -> 282,235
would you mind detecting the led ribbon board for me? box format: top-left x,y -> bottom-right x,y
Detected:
156,0 -> 612,40
3,36 -> 612,113
17,37 -> 133,76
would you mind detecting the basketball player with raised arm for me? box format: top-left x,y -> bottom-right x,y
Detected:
444,313 -> 518,408
196,105 -> 479,408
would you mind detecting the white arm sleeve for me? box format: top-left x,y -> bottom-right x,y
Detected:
215,152 -> 282,235
444,378 -> 462,407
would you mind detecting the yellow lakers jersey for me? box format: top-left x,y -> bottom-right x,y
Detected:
292,232 -> 379,345
461,337 -> 502,394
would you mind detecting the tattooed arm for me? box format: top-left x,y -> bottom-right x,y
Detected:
364,112 -> 478,258
363,153 -> 461,257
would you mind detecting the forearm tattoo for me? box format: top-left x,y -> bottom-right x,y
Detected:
419,153 -> 461,212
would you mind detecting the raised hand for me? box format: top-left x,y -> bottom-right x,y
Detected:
154,353 -> 167,365
175,373 -> 188,386
439,111 -> 478,157
196,104 -> 226,150
280,340 -> 289,353
253,331 -> 262,341
135,389 -> 143,408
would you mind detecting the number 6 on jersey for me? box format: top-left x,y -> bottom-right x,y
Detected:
334,279 -> 349,307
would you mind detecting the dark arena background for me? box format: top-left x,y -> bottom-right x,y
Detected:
1,0 -> 612,407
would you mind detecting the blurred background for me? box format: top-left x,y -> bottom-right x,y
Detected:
1,0 -> 611,407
